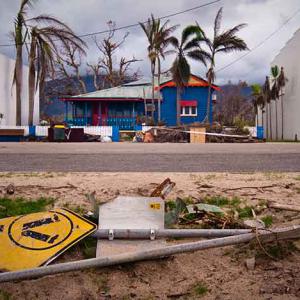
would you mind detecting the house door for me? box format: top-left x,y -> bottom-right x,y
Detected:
101,102 -> 108,126
92,102 -> 100,126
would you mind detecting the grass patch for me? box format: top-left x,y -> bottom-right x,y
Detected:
0,197 -> 55,218
80,237 -> 97,259
204,195 -> 229,206
294,176 -> 300,181
193,282 -> 208,297
165,200 -> 176,211
257,241 -> 298,260
261,215 -> 273,228
237,206 -> 254,219
0,290 -> 12,300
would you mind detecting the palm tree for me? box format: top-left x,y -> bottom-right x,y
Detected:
153,19 -> 178,122
263,76 -> 271,140
270,65 -> 280,140
197,7 -> 248,124
251,84 -> 264,127
140,15 -> 178,122
139,15 -> 157,120
27,17 -> 86,125
168,25 -> 210,125
13,0 -> 34,125
278,66 -> 287,140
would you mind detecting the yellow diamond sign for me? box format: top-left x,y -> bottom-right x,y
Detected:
0,208 -> 97,271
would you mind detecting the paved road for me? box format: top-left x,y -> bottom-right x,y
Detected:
0,143 -> 299,172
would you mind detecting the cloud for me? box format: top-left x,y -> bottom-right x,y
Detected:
0,0 -> 299,85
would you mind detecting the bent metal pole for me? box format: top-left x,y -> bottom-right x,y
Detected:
0,226 -> 299,283
91,229 -> 253,239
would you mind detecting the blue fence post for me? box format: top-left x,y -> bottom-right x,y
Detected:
257,126 -> 264,139
134,124 -> 142,131
112,126 -> 120,142
29,126 -> 36,137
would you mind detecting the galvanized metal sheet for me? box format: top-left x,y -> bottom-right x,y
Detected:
0,208 -> 97,271
97,196 -> 165,257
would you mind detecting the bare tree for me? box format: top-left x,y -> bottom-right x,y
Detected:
54,44 -> 87,94
87,21 -> 140,90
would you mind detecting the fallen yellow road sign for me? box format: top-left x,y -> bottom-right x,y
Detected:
0,208 -> 97,271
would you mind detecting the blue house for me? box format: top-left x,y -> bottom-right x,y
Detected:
62,74 -> 220,129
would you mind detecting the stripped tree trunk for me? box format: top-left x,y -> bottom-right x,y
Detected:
15,45 -> 23,126
28,37 -> 36,126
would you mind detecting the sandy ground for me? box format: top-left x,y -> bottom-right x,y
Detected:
0,172 -> 300,300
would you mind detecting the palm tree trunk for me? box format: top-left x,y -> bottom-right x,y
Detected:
269,102 -> 272,140
281,90 -> 284,140
262,111 -> 264,137
275,98 -> 278,140
157,57 -> 161,123
206,84 -> 212,124
266,104 -> 269,140
15,45 -> 23,126
28,38 -> 37,126
176,87 -> 181,126
151,62 -> 155,120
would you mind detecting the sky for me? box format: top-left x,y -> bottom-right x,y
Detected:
0,0 -> 299,85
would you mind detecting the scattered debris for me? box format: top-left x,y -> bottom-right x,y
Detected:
5,184 -> 15,195
245,257 -> 256,270
150,178 -> 176,199
187,203 -> 224,214
267,201 -> 300,212
0,226 -> 298,283
243,219 -> 265,229
147,127 -> 189,143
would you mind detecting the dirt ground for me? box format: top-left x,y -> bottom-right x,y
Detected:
0,172 -> 300,300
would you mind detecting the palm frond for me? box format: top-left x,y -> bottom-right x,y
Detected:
271,65 -> 279,78
187,49 -> 209,66
28,14 -> 73,31
214,7 -> 223,38
181,25 -> 199,46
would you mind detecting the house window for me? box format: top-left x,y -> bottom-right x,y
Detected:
181,106 -> 197,116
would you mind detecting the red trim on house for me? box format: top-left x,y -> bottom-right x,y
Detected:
180,100 -> 197,107
157,74 -> 221,91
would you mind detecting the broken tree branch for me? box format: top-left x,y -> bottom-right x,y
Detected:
223,184 -> 279,192
268,201 -> 300,212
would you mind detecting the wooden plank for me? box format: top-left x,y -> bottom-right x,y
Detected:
190,127 -> 206,143
0,129 -> 24,136
96,196 -> 165,257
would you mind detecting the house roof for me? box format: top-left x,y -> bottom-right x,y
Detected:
158,74 -> 220,91
62,74 -> 219,102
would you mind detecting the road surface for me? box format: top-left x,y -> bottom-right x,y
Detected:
0,143 -> 299,172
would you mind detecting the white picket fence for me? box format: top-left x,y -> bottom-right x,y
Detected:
35,126 -> 49,137
71,126 -> 113,137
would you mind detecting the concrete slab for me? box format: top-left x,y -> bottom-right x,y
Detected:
96,196 -> 165,257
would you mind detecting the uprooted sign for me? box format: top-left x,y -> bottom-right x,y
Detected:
0,208 -> 97,271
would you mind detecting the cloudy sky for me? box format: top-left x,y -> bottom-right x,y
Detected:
0,0 -> 299,85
